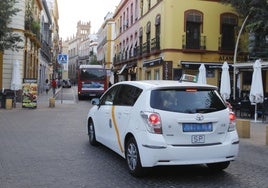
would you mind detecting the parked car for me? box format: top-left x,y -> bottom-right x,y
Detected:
86,77 -> 239,177
62,79 -> 71,88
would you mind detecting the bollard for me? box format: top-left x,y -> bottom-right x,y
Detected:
266,126 -> 268,145
236,119 -> 250,138
5,99 -> 12,110
49,97 -> 55,108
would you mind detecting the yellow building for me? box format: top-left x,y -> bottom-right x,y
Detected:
97,12 -> 116,84
113,0 -> 248,91
24,0 -> 42,79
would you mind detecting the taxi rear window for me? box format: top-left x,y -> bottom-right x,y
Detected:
150,88 -> 226,113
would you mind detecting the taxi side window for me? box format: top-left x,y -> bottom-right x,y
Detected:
100,85 -> 120,105
114,85 -> 142,106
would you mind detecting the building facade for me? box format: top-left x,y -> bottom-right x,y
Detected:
39,0 -> 53,93
110,0 -> 268,98
67,21 -> 91,82
97,12 -> 116,84
1,0 -> 60,97
1,0 -> 26,90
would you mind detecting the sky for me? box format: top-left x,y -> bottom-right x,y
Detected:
57,0 -> 121,40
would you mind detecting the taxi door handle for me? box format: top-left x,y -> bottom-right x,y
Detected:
109,119 -> 112,128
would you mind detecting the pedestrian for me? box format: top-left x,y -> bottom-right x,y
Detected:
51,79 -> 57,97
57,78 -> 61,88
44,79 -> 50,94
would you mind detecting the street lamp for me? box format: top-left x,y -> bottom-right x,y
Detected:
233,14 -> 249,100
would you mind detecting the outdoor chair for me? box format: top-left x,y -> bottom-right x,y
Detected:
239,100 -> 254,118
261,98 -> 268,122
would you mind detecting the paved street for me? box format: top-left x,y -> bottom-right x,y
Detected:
0,88 -> 268,188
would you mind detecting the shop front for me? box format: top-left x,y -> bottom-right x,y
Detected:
233,61 -> 268,100
114,61 -> 137,82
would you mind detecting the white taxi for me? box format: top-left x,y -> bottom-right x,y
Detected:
86,78 -> 239,177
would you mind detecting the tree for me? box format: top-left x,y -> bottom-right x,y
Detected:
0,0 -> 22,51
222,0 -> 268,59
221,0 -> 268,37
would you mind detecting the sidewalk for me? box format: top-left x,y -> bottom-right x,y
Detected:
245,121 -> 268,145
37,87 -> 61,104
33,87 -> 63,109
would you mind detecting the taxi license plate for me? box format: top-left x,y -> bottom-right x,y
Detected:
191,135 -> 205,143
183,123 -> 213,132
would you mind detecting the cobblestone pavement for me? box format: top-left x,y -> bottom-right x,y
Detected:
0,90 -> 267,188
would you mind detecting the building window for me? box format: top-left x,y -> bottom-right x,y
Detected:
135,0 -> 138,20
148,0 -> 151,11
154,69 -> 160,80
145,22 -> 151,53
139,27 -> 143,55
220,13 -> 238,51
120,16 -> 122,33
146,70 -> 151,80
185,10 -> 203,49
155,15 -> 161,50
131,3 -> 134,24
141,0 -> 143,16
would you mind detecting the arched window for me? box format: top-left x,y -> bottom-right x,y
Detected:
146,22 -> 151,53
139,27 -> 143,55
155,15 -> 161,50
185,10 -> 203,49
220,13 -> 238,51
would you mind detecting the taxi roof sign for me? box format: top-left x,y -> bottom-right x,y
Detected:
180,74 -> 197,82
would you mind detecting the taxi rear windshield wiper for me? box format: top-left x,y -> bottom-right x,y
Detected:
196,108 -> 217,113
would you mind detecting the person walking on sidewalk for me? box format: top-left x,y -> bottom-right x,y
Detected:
51,79 -> 57,97
44,79 -> 50,94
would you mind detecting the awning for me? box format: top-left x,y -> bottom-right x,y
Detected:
143,57 -> 162,67
181,61 -> 225,69
117,64 -> 127,74
232,61 -> 268,68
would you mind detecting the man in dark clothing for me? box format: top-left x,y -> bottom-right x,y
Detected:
51,79 -> 57,97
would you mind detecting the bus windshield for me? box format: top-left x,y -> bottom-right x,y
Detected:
80,68 -> 106,81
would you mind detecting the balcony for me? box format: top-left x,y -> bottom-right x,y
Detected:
134,45 -> 142,57
142,41 -> 150,57
182,35 -> 206,52
113,37 -> 161,64
41,40 -> 52,62
151,37 -> 160,52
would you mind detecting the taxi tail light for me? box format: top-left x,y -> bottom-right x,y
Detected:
228,111 -> 236,132
140,111 -> 162,134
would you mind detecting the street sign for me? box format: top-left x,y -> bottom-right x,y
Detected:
57,54 -> 68,64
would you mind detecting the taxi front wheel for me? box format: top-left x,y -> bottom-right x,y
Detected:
125,137 -> 145,177
88,120 -> 98,146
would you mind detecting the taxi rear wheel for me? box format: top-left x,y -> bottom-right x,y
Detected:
88,120 -> 98,146
125,137 -> 144,177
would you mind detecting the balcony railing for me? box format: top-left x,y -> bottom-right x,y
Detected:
41,40 -> 52,62
182,35 -> 206,50
151,37 -> 160,51
113,37 -> 161,64
142,41 -> 150,54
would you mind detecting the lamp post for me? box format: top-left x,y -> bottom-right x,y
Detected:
233,14 -> 249,100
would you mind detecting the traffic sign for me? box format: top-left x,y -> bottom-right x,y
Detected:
57,54 -> 68,64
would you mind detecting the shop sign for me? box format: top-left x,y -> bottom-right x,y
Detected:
22,78 -> 37,108
162,61 -> 172,80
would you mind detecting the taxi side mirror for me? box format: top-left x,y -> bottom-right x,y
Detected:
91,98 -> 100,105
